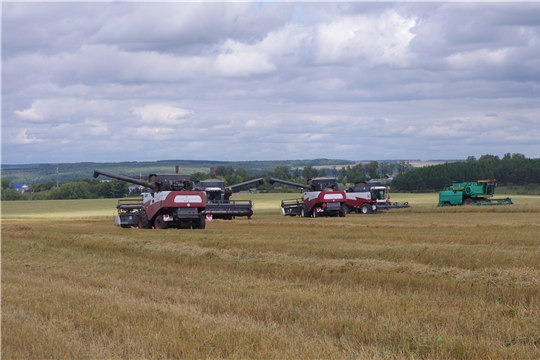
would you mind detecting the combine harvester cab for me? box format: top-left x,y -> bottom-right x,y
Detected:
269,177 -> 347,218
198,178 -> 264,220
437,179 -> 513,206
94,169 -> 207,230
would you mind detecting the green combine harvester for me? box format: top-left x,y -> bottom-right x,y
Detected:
437,179 -> 513,206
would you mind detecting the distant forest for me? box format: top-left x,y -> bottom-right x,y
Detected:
391,153 -> 540,191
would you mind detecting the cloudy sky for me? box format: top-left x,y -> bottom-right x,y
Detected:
2,2 -> 539,165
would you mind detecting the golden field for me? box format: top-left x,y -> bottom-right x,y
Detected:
2,192 -> 540,359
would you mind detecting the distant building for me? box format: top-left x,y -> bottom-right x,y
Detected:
11,184 -> 29,193
128,185 -> 141,193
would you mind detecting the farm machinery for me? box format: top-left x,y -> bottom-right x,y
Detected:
269,177 -> 347,217
437,179 -> 513,206
198,178 -> 264,220
93,169 -> 207,229
345,181 -> 410,214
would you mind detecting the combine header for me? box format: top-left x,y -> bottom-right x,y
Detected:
198,178 -> 264,220
437,179 -> 513,206
269,177 -> 347,217
94,169 -> 207,229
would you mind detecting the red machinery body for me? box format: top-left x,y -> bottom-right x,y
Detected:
345,183 -> 409,213
270,177 -> 347,217
303,189 -> 347,216
142,191 -> 206,220
344,189 -> 378,214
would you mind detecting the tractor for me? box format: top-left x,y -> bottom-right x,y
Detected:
93,169 -> 207,229
198,178 -> 264,220
269,177 -> 347,217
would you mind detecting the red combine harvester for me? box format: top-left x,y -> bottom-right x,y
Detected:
93,169 -> 207,229
198,178 -> 264,220
269,177 -> 347,217
345,181 -> 410,214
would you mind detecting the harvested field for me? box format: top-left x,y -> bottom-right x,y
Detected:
2,193 -> 540,359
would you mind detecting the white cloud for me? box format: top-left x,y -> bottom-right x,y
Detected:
83,119 -> 109,136
214,46 -> 277,77
314,11 -> 417,66
10,129 -> 44,145
447,48 -> 512,69
14,107 -> 44,121
133,126 -> 173,141
132,104 -> 193,126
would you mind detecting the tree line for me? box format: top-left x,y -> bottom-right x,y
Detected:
1,178 -> 131,201
391,153 -> 540,191
1,161 -> 413,200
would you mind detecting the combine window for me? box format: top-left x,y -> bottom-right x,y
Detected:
207,191 -> 223,202
371,189 -> 386,200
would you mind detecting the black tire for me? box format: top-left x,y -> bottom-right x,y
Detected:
443,202 -> 451,207
138,211 -> 151,229
463,198 -> 473,206
301,206 -> 307,218
312,208 -> 318,218
154,215 -> 168,230
196,215 -> 206,229
339,206 -> 346,217
360,204 -> 370,214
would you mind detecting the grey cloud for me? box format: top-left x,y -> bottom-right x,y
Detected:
2,3 -> 540,164
89,3 -> 294,54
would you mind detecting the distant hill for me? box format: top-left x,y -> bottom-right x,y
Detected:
1,159 -> 356,184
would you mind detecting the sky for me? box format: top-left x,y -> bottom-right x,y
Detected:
2,2 -> 540,165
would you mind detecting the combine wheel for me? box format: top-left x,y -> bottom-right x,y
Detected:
339,206 -> 347,217
463,198 -> 473,206
301,206 -> 308,218
196,215 -> 206,229
138,211 -> 151,229
312,208 -> 318,218
443,202 -> 451,207
360,204 -> 371,214
154,215 -> 168,230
